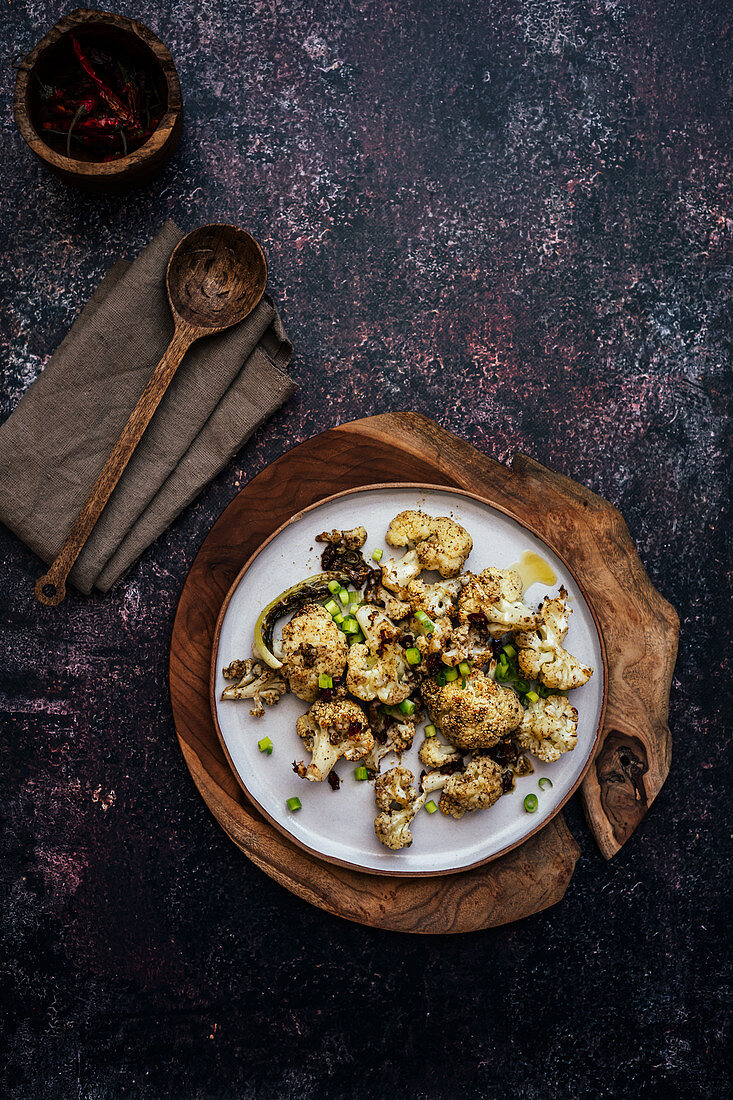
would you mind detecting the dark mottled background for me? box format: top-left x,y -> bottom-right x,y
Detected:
1,1 -> 731,1097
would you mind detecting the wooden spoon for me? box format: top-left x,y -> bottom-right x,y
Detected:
35,223 -> 268,607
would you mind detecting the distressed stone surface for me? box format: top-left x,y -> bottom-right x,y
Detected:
1,1 -> 730,1097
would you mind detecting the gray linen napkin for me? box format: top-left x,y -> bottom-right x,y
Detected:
0,220 -> 295,594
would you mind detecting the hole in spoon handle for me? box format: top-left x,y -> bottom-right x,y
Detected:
35,567 -> 67,607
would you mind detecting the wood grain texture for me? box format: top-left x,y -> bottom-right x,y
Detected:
13,8 -> 183,193
168,411 -> 675,931
35,224 -> 267,606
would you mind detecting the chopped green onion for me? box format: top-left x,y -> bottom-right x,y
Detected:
523,794 -> 538,813
333,613 -> 345,625
405,647 -> 422,666
424,724 -> 437,738
342,617 -> 360,634
327,579 -> 341,594
354,766 -> 369,781
414,610 -> 436,634
458,660 -> 472,677
372,548 -> 383,562
525,690 -> 540,703
349,602 -> 362,615
414,609 -> 429,622
538,777 -> 553,791
498,652 -> 508,666
318,673 -> 333,689
399,698 -> 416,716
424,800 -> 438,814
502,644 -> 517,658
435,671 -> 447,686
515,679 -> 530,693
518,695 -> 528,708
348,631 -> 364,646
338,588 -> 350,605
286,796 -> 302,812
495,664 -> 509,682
538,684 -> 552,698
324,599 -> 340,616
443,667 -> 459,683
257,736 -> 273,754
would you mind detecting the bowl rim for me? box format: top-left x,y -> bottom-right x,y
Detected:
12,7 -> 182,177
208,481 -> 609,878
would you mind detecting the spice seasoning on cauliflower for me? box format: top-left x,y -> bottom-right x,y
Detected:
516,695 -> 579,762
438,753 -> 504,819
363,705 -> 416,772
281,603 -> 348,702
220,658 -> 288,716
516,587 -> 593,690
417,732 -> 463,771
406,577 -> 463,655
458,567 -> 537,636
346,605 -> 413,705
316,526 -> 367,550
294,698 -> 373,782
381,510 -> 473,595
421,669 -> 524,750
373,766 -> 429,849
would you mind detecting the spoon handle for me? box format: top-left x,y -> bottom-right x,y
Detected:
35,319 -> 199,607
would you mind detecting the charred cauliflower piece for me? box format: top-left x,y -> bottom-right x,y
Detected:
220,658 -> 288,716
516,587 -> 593,691
418,732 -> 463,771
374,766 -> 428,850
363,708 -> 416,772
458,567 -> 537,636
315,526 -> 367,550
421,669 -> 524,750
407,577 -> 463,655
441,622 -> 495,668
281,603 -> 348,702
517,695 -> 579,762
381,510 -> 473,595
439,753 -> 504,819
295,699 -> 373,782
346,605 -> 413,705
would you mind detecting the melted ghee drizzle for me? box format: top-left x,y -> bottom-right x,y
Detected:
510,550 -> 557,592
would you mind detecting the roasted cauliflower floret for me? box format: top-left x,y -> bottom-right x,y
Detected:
363,708 -> 416,772
458,567 -> 537,634
441,622 -> 495,667
346,605 -> 413,705
516,587 -> 593,691
374,766 -> 427,850
280,603 -> 348,702
380,550 -> 423,598
517,695 -> 579,762
315,526 -> 367,549
220,658 -> 288,716
374,765 -> 418,810
439,753 -> 504,819
384,509 -> 473,579
295,699 -> 373,782
407,577 -> 463,655
418,732 -> 463,771
421,669 -> 524,750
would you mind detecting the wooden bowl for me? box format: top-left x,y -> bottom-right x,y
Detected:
12,8 -> 183,193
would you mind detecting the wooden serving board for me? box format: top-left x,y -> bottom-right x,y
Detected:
169,413 -> 678,931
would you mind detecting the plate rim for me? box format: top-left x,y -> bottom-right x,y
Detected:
209,482 -> 608,878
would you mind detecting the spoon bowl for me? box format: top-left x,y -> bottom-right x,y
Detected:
167,224 -> 268,331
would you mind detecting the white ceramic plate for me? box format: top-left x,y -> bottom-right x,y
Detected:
211,485 -> 606,877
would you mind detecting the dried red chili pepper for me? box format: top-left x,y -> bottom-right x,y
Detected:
70,35 -> 140,131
